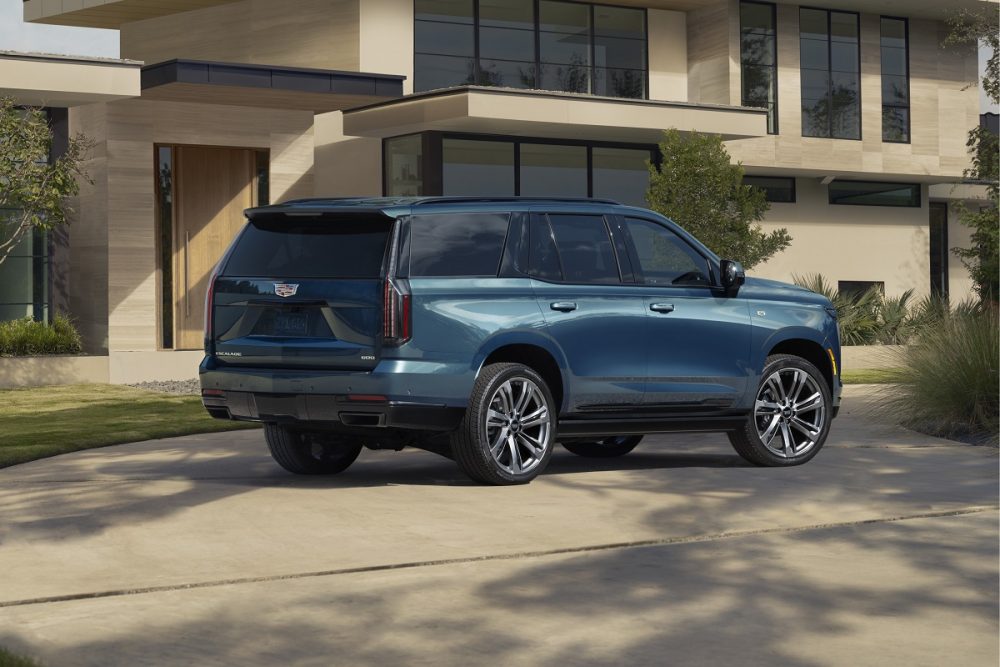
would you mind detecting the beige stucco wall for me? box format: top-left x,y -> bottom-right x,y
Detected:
648,9 -> 688,102
120,0 -> 361,71
717,2 -> 978,181
70,99 -> 315,354
359,0 -> 414,94
314,111 -> 383,197
749,177 -> 981,301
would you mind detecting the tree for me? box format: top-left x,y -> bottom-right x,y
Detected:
945,8 -> 999,302
646,128 -> 791,269
0,97 -> 93,266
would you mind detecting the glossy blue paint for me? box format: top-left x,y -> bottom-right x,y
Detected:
200,197 -> 842,431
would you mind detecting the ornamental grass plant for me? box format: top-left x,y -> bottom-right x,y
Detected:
0,315 -> 82,356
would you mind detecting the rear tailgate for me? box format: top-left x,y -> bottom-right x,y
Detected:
211,211 -> 394,371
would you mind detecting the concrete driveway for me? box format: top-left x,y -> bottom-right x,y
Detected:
0,386 -> 996,666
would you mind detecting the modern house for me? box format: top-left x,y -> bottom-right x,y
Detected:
9,0 -> 994,381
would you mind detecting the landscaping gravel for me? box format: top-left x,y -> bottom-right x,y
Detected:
127,379 -> 200,395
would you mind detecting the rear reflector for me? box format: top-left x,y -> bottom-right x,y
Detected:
347,394 -> 388,403
202,389 -> 224,397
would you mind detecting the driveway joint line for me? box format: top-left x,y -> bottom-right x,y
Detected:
1,505 -> 995,609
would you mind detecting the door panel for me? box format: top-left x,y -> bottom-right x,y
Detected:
173,146 -> 254,350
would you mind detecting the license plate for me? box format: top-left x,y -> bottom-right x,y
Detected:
273,312 -> 309,336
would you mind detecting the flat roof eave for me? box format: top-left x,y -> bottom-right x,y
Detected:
341,86 -> 768,143
0,51 -> 141,107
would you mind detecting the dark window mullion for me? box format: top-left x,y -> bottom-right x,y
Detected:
589,4 -> 596,94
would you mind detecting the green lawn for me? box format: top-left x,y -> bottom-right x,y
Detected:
0,647 -> 44,667
840,368 -> 906,384
0,384 -> 257,468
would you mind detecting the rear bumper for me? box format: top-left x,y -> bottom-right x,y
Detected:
202,390 -> 464,431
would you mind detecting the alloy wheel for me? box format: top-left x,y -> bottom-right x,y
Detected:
483,377 -> 552,475
754,367 -> 826,458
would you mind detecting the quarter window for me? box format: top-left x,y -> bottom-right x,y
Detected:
409,213 -> 511,277
800,8 -> 860,139
623,218 -> 711,286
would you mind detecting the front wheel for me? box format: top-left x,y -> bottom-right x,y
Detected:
562,436 -> 643,458
451,363 -> 556,485
264,425 -> 363,475
729,354 -> 832,467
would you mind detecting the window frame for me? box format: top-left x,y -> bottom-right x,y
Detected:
880,15 -> 910,144
743,175 -> 796,203
413,0 -> 650,99
799,6 -> 862,141
616,215 -> 718,290
739,0 -> 779,135
827,180 -> 922,207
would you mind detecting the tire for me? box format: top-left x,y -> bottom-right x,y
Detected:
264,424 -> 363,475
562,435 -> 643,458
451,362 -> 556,485
729,354 -> 832,467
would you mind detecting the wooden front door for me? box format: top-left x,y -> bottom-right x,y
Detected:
173,146 -> 255,350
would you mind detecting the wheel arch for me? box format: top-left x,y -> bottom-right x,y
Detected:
766,336 -> 835,394
474,335 -> 567,414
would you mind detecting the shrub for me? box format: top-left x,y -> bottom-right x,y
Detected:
0,315 -> 83,356
885,307 -> 999,444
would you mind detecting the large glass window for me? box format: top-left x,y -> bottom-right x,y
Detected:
828,181 -> 920,207
624,217 -> 711,286
520,144 -> 588,197
740,1 -> 778,134
0,221 -> 48,322
929,202 -> 948,297
800,8 -> 860,139
881,17 -> 909,143
442,139 -> 515,195
415,0 -> 647,99
592,147 -> 650,206
384,135 -> 424,197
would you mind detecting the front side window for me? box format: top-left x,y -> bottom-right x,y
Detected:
740,1 -> 778,134
881,17 -> 910,143
415,0 -> 647,98
828,181 -> 920,207
800,8 -> 860,139
409,213 -> 511,277
624,218 -> 711,286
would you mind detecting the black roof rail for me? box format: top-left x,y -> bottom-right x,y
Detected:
409,196 -> 622,206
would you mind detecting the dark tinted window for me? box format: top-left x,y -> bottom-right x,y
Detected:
224,218 -> 391,279
624,218 -> 710,286
829,181 -> 920,207
744,175 -> 795,202
529,215 -> 563,281
409,213 -> 510,277
838,280 -> 883,299
881,17 -> 909,143
740,1 -> 778,134
546,214 -> 620,284
800,8 -> 860,139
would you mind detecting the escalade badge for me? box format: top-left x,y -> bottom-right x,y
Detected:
274,283 -> 299,298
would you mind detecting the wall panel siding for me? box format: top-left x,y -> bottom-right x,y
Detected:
120,0 -> 360,71
648,9 -> 688,101
686,1 -> 732,105
72,99 -> 315,353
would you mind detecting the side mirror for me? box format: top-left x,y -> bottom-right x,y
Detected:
720,259 -> 745,296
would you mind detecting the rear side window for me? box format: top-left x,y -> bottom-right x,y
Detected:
223,217 -> 391,279
409,213 -> 510,277
544,214 -> 621,284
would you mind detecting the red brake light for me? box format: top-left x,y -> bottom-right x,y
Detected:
204,264 -> 220,344
383,278 -> 411,345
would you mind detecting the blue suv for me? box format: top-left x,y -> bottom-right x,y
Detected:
200,197 -> 842,485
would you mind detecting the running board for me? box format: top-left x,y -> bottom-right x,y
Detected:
557,415 -> 748,438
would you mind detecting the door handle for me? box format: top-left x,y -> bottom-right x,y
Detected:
550,302 -> 577,312
650,303 -> 675,313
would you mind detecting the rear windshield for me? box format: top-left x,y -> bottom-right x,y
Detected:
223,217 -> 391,279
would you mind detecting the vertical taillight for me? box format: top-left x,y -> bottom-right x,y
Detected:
383,278 -> 411,346
204,263 -> 220,349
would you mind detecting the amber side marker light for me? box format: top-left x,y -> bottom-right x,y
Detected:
827,348 -> 838,376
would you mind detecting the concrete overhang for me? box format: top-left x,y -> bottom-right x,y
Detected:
23,0 -> 241,28
342,87 -> 768,143
141,60 -> 405,113
0,51 -> 140,107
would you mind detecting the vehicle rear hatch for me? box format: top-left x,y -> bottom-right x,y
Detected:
210,209 -> 395,371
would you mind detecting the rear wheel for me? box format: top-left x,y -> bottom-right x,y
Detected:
451,362 -> 556,485
264,424 -> 363,475
728,354 -> 832,467
562,435 -> 642,458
